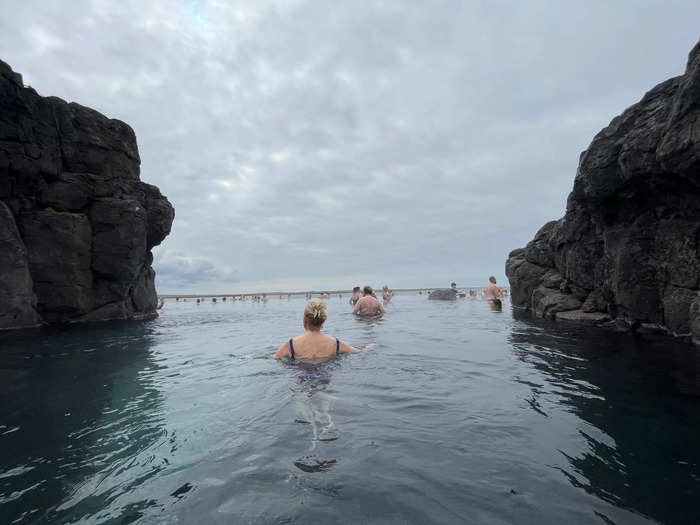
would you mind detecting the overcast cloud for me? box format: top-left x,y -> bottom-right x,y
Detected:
1,0 -> 698,292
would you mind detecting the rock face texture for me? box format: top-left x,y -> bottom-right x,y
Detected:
428,288 -> 458,300
506,40 -> 700,342
0,60 -> 174,329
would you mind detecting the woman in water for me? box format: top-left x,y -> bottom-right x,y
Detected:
274,301 -> 359,362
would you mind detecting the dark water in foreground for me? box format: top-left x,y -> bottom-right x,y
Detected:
1,295 -> 700,524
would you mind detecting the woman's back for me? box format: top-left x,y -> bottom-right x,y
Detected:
288,332 -> 341,363
274,301 -> 358,362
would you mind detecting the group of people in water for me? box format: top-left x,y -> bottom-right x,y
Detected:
416,277 -> 508,302
454,276 -> 508,303
272,277 -> 506,362
349,285 -> 387,316
272,284 -> 392,360
167,277 -> 506,312
165,278 -> 506,362
170,287 -> 400,307
173,294 -> 273,304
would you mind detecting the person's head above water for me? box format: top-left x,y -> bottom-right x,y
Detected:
363,286 -> 373,296
303,301 -> 327,331
489,276 -> 496,284
353,286 -> 360,293
451,282 -> 457,289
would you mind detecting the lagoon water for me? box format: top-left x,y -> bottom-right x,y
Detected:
1,294 -> 700,524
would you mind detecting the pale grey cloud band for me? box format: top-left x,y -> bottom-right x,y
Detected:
2,0 -> 698,292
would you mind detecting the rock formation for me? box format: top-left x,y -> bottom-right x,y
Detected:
0,59 -> 174,329
428,288 -> 458,300
506,40 -> 700,343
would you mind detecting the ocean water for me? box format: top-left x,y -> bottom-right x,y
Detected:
1,294 -> 699,524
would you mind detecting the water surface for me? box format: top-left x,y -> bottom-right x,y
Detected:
1,295 -> 699,524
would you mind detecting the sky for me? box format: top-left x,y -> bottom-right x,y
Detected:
1,1 -> 699,293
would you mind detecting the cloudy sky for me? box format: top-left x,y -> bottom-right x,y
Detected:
1,1 -> 698,292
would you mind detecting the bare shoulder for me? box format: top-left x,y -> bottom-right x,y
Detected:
273,340 -> 291,359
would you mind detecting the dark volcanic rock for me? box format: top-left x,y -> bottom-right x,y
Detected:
555,310 -> 611,324
428,288 -> 458,300
691,297 -> 700,345
0,59 -> 174,329
18,210 -> 93,321
506,40 -> 700,344
0,201 -> 38,328
531,286 -> 582,318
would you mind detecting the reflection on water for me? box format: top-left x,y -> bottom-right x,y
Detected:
0,322 -> 164,523
509,309 -> 700,524
293,361 -> 338,451
0,296 -> 699,524
290,361 -> 340,470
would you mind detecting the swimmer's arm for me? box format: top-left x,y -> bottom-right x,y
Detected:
352,300 -> 361,315
273,341 -> 291,359
339,340 -> 361,353
378,302 -> 385,314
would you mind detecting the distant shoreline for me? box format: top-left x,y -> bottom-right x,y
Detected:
159,286 -> 509,298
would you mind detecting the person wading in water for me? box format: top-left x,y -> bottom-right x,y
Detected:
382,285 -> 394,303
484,276 -> 502,309
349,286 -> 362,306
353,286 -> 385,316
274,301 -> 358,363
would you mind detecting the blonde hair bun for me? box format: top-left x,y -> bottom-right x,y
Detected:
304,301 -> 328,326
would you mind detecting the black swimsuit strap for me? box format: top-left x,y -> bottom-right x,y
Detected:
336,338 -> 340,356
289,338 -> 295,360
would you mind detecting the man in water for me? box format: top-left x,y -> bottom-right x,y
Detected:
485,276 -> 502,308
349,286 -> 362,306
484,277 -> 498,299
353,286 -> 385,316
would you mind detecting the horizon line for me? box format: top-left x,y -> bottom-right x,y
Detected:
158,285 -> 510,298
